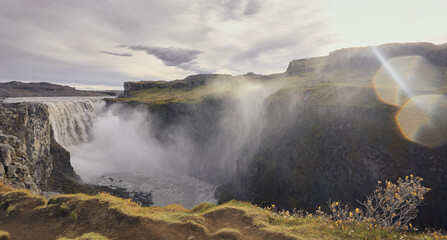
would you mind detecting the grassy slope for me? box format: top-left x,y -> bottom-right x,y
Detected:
0,184 -> 438,240
110,85 -> 220,104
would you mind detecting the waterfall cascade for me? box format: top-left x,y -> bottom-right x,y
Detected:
3,81 -> 273,209
4,97 -> 104,149
46,100 -> 100,148
27,96 -> 218,208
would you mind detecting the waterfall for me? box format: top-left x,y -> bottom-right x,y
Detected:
3,97 -> 105,148
46,100 -> 99,148
4,96 -> 218,207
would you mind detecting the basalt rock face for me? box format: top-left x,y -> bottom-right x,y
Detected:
0,103 -> 53,190
0,103 -> 79,193
217,100 -> 447,229
215,43 -> 447,229
218,45 -> 447,228
117,42 -> 447,229
0,133 -> 39,193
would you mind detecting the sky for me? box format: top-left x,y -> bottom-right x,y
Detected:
0,0 -> 446,90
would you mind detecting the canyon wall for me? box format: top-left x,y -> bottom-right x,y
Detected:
119,86 -> 447,228
0,132 -> 39,193
0,42 -> 445,229
217,100 -> 447,229
0,102 -> 79,193
119,42 -> 447,229
0,103 -> 53,191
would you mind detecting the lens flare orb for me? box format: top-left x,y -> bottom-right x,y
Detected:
373,56 -> 442,106
396,95 -> 447,147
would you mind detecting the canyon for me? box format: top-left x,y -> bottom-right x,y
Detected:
1,42 -> 447,231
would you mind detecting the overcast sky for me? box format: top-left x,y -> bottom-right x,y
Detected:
0,0 -> 446,90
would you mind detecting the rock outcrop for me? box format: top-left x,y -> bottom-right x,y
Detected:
0,103 -> 54,191
0,102 -> 84,194
0,101 -> 151,205
0,132 -> 39,193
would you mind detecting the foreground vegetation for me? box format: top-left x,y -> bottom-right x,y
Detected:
0,180 -> 445,240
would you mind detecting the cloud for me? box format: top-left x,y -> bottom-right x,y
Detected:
233,38 -> 298,61
123,45 -> 205,72
0,0 -> 337,86
4,1 -> 444,88
243,1 -> 262,16
97,51 -> 133,57
176,61 -> 210,73
0,43 -> 133,88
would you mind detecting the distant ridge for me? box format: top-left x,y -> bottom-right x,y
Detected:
0,81 -> 120,98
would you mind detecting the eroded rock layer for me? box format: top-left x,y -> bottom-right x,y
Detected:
0,103 -> 53,191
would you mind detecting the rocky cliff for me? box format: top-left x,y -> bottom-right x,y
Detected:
115,84 -> 447,228
1,42 -> 446,229
217,99 -> 447,228
0,103 -> 54,191
0,102 -> 82,194
0,132 -> 39,193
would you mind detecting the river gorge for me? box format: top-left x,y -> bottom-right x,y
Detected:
1,43 -> 447,230
3,97 -> 218,208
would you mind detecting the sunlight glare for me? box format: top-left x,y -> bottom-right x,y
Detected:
396,95 -> 447,147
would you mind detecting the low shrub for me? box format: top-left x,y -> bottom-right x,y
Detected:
326,175 -> 430,230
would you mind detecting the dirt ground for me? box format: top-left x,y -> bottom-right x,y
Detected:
0,191 -> 293,240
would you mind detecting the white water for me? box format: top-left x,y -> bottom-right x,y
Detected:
95,172 -> 216,208
5,96 -> 217,207
47,101 -> 97,147
4,96 -> 105,148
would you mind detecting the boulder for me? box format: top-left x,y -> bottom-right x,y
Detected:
0,144 -> 12,166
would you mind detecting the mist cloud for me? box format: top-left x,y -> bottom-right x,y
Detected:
61,77 -> 287,184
